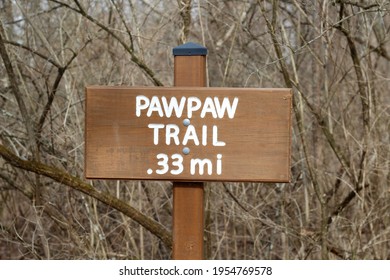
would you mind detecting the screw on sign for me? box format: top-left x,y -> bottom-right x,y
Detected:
85,87 -> 291,181
84,42 -> 292,259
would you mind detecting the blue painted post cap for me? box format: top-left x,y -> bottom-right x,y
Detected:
173,42 -> 208,56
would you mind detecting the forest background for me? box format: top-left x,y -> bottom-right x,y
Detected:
0,0 -> 389,259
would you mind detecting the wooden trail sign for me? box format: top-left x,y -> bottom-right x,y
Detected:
84,42 -> 292,260
85,87 -> 292,182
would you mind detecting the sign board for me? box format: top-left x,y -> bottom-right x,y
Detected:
85,86 -> 292,182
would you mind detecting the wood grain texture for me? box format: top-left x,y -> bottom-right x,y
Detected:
172,53 -> 206,260
85,87 -> 292,182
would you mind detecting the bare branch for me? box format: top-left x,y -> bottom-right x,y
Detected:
50,0 -> 164,86
110,0 -> 134,51
0,20 -> 37,155
36,38 -> 92,138
0,143 -> 173,249
177,0 -> 192,44
4,40 -> 62,69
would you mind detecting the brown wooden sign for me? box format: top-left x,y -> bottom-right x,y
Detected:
85,86 -> 292,182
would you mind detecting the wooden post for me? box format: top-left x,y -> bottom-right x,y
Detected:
172,43 -> 207,260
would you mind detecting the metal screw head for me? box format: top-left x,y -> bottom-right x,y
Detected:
183,118 -> 191,126
182,147 -> 190,155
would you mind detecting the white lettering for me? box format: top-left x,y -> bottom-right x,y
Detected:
212,125 -> 225,146
147,96 -> 164,117
161,96 -> 186,118
214,97 -> 239,118
136,95 -> 149,117
148,124 -> 225,146
136,95 -> 239,118
200,97 -> 217,118
216,154 -> 222,175
171,154 -> 184,175
182,125 -> 199,146
148,123 -> 164,145
190,158 -> 213,175
187,97 -> 201,118
202,125 -> 207,146
156,153 -> 169,174
165,124 -> 180,145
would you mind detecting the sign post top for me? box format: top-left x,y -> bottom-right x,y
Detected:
173,42 -> 208,56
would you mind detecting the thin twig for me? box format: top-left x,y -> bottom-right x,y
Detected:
0,143 -> 173,249
0,21 -> 37,155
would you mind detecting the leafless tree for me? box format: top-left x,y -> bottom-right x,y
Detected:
0,0 -> 389,259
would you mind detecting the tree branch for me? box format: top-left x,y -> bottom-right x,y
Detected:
0,20 -> 37,155
36,38 -> 92,138
50,0 -> 163,86
0,143 -> 173,249
335,16 -> 370,133
177,0 -> 192,44
3,40 -> 62,69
